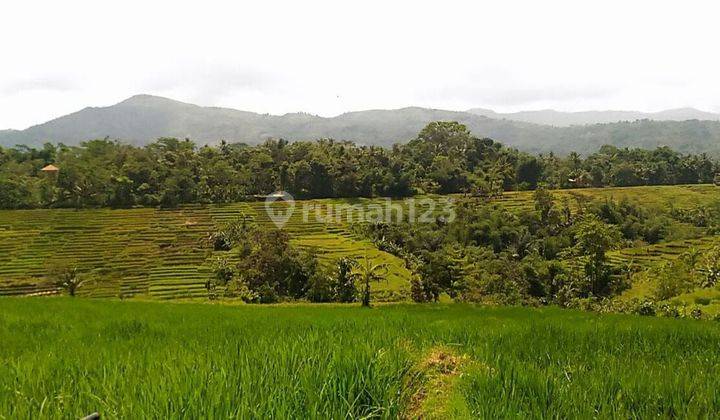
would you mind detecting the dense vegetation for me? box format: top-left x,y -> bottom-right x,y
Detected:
353,185 -> 720,313
3,299 -> 720,418
1,122 -> 718,209
2,121 -> 720,317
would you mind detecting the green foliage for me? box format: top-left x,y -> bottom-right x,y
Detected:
1,125 -> 717,210
414,245 -> 464,302
352,255 -> 389,307
46,264 -> 86,297
333,257 -> 358,303
698,246 -> 720,288
233,228 -> 317,302
570,215 -> 622,296
306,267 -> 335,303
652,259 -> 696,301
208,215 -> 253,251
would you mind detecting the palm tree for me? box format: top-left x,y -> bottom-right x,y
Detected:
49,265 -> 87,297
352,256 -> 389,307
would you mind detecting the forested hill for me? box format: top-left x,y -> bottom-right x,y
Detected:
466,107 -> 720,127
2,94 -> 720,156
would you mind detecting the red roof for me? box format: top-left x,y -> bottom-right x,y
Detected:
41,164 -> 59,172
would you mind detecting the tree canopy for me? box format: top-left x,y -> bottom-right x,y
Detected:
0,122 -> 717,209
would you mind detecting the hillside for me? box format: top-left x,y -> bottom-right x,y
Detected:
466,107 -> 720,127
0,199 -> 413,301
2,95 -> 720,155
1,185 -> 717,302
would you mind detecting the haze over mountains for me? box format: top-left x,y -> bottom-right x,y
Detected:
2,94 -> 720,156
466,107 -> 720,127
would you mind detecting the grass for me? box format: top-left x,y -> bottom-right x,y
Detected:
2,298 -> 720,418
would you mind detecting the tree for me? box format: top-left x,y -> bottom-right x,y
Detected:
48,264 -> 86,297
533,187 -> 555,225
516,157 -> 542,189
571,215 -> 622,296
352,256 -> 388,307
306,267 -> 335,303
416,246 -> 464,301
233,228 -> 319,302
333,257 -> 359,303
207,257 -> 234,300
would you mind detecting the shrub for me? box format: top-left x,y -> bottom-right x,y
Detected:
694,296 -> 711,306
235,229 -> 318,302
652,260 -> 695,300
657,303 -> 681,318
208,216 -> 253,251
690,307 -> 704,320
633,299 -> 657,316
698,246 -> 720,288
225,279 -> 257,302
307,270 -> 335,303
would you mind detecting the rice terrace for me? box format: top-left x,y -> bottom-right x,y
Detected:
0,185 -> 718,303
4,1 -> 720,416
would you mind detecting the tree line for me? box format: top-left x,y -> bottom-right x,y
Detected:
0,121 -> 718,209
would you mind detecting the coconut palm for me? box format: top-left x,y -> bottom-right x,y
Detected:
352,256 -> 389,307
49,265 -> 87,297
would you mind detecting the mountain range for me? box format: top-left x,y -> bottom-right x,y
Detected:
466,107 -> 720,127
2,94 -> 720,156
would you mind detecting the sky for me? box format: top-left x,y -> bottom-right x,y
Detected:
2,0 -> 720,129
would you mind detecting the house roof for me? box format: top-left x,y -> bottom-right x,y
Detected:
41,164 -> 59,172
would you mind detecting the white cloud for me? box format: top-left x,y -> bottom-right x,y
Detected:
1,0 -> 719,128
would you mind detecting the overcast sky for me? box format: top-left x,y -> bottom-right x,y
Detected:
2,0 -> 720,129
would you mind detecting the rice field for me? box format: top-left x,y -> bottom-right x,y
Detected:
0,184 -> 716,301
2,298 -> 720,418
494,183 -> 719,214
0,201 -> 414,300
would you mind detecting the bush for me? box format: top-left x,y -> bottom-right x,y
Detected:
689,307 -> 704,320
652,260 -> 695,300
410,276 -> 431,303
307,270 -> 335,303
225,279 -> 257,302
694,296 -> 711,306
657,303 -> 681,318
633,300 -> 657,316
208,216 -> 253,251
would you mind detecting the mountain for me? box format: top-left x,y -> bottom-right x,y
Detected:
465,107 -> 720,127
0,95 -> 547,148
1,95 -> 720,156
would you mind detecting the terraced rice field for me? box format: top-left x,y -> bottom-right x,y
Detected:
492,183 -> 718,214
0,185 -> 717,300
0,201 -> 413,300
608,236 -> 720,268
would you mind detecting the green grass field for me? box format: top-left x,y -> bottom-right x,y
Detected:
0,184 -> 717,302
2,298 -> 720,418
